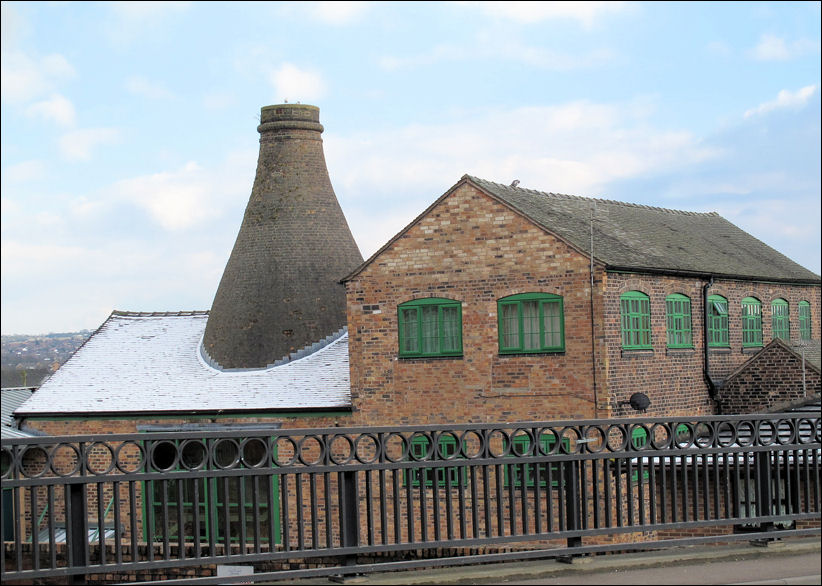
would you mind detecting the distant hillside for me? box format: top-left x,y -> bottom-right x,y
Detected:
1,331 -> 92,388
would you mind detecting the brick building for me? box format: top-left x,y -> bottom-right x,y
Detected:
342,175 -> 821,425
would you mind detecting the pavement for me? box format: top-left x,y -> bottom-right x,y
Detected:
263,537 -> 821,585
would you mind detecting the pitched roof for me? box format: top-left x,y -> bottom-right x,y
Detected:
345,175 -> 820,283
468,176 -> 819,282
15,311 -> 351,417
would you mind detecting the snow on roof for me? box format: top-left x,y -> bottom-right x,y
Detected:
15,312 -> 351,416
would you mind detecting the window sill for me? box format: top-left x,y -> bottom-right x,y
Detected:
621,349 -> 654,358
742,346 -> 763,354
709,347 -> 732,354
499,350 -> 566,357
398,355 -> 464,361
666,347 -> 695,356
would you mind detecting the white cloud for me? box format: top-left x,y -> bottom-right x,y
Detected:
105,1 -> 191,45
58,128 -> 121,161
457,1 -> 632,27
0,51 -> 75,103
750,34 -> 821,61
310,1 -> 370,24
2,160 -> 47,184
270,63 -> 327,102
25,93 -> 76,126
744,84 -> 819,118
324,100 -> 720,257
124,75 -> 175,100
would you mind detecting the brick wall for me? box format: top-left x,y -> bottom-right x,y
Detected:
345,182 -> 603,426
718,339 -> 821,414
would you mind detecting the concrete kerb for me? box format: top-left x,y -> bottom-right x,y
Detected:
262,537 -> 821,585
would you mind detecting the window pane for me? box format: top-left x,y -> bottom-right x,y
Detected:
501,303 -> 519,347
542,302 -> 561,348
522,301 -> 540,350
421,305 -> 439,353
400,308 -> 418,353
441,306 -> 460,352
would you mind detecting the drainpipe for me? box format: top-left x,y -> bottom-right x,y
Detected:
703,276 -> 718,403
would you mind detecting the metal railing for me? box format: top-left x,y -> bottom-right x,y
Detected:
2,413 -> 820,584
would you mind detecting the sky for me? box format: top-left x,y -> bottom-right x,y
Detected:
1,1 -> 820,335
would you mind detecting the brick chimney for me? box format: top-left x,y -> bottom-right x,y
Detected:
202,104 -> 363,369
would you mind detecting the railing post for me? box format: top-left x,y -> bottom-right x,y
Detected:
339,469 -> 359,571
562,459 -> 583,560
69,483 -> 88,585
754,450 -> 775,539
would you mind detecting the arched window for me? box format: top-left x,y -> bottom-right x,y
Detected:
665,293 -> 692,348
498,293 -> 565,354
771,299 -> 789,340
799,300 -> 812,340
398,298 -> 462,357
620,291 -> 651,349
707,294 -> 729,347
741,297 -> 762,347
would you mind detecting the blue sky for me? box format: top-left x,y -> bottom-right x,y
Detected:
2,1 -> 820,335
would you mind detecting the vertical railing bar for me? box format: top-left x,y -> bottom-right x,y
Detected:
379,468 -> 388,546
458,464 -> 467,540
626,455 -> 634,526
252,475 -> 261,555
81,483 -> 90,569
267,474 -> 276,551
774,448 -> 783,520
712,451 -> 719,520
365,470 -> 374,546
802,447 -> 810,513
658,455 -> 666,525
432,462 -> 442,543
309,473 -> 318,551
520,461 -> 529,536
145,479 -> 155,563
546,457 -> 555,533
192,478 -> 201,559
392,469 -> 401,545
691,451 -> 699,521
681,453 -> 689,523
129,481 -> 139,565
670,455 -> 679,524
419,462 -> 428,543
324,472 -> 332,549
637,456 -> 645,527
648,455 -> 656,525
237,477 -> 247,557
281,474 -> 290,552
613,458 -> 622,528
701,453 -> 709,520
506,462 -> 516,536
113,480 -> 122,566
557,461 -> 567,531
602,456 -> 611,529
405,466 -> 415,544
495,463 -> 504,537
64,483 -> 72,569
481,465 -> 491,539
722,452 -> 731,521
591,458 -> 599,529
31,486 -> 40,572
534,460 -> 543,535
444,461 -> 453,541
207,477 -> 217,560
176,479 -> 185,563
580,459 -> 589,530
222,477 -> 232,556
49,485 -> 56,570
97,482 -> 106,567
468,465 -> 478,539
162,479 -> 171,560
295,473 -> 304,550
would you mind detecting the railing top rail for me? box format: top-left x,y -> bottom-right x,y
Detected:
3,412 -> 819,446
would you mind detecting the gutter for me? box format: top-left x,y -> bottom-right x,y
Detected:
605,265 -> 820,286
703,276 -> 719,405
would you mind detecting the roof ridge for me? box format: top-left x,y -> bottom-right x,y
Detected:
112,310 -> 210,317
465,175 -> 718,217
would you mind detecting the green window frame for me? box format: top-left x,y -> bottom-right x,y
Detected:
799,301 -> 812,340
620,291 -> 652,349
741,297 -> 763,347
665,294 -> 692,348
504,433 -> 569,489
771,299 -> 790,340
398,298 -> 462,357
497,293 -> 565,354
143,438 -> 280,545
407,435 -> 464,488
707,294 -> 729,347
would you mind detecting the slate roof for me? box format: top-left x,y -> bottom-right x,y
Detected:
1,387 -> 37,438
468,176 -> 820,282
345,175 -> 820,283
14,311 -> 351,417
